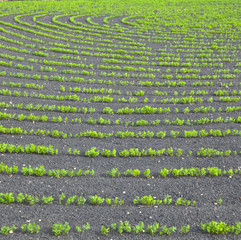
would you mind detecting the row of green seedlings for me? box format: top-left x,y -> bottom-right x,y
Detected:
97,64 -> 160,73
103,105 -> 241,115
114,129 -> 241,139
85,116 -> 241,126
0,192 -> 195,207
29,54 -> 82,61
2,125 -> 241,140
2,87 -> 241,104
61,84 -> 236,99
101,221 -> 241,236
165,116 -> 241,126
102,53 -> 232,65
84,147 -> 238,158
106,167 -> 237,178
2,81 -> 43,90
133,194 -> 196,207
54,67 -> 157,79
0,87 -> 115,103
0,101 -> 95,114
103,57 -> 229,68
40,59 -> 93,69
3,101 -> 241,119
101,221 -> 189,236
0,143 -> 58,155
39,62 -> 237,79
0,193 -> 124,206
3,220 -> 240,236
4,113 -> 235,127
1,163 -> 239,178
42,59 -> 93,69
0,53 -> 25,61
0,61 -> 33,70
0,112 -> 157,126
62,88 -> 229,98
0,143 -> 239,158
0,111 -> 81,123
0,125 -> 113,139
0,88 -> 115,103
60,85 -> 147,96
97,64 -> 203,75
157,89 -> 241,97
0,222 -> 90,236
214,89 -> 241,96
0,163 -> 95,178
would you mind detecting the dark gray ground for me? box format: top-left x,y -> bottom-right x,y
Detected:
0,12 -> 240,239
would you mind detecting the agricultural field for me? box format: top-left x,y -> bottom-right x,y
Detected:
0,0 -> 241,238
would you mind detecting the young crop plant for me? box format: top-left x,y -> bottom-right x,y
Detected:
76,223 -> 90,233
113,197 -> 124,207
102,107 -> 114,114
85,147 -> 99,157
66,195 -> 77,205
16,193 -> 39,205
159,168 -> 170,178
42,196 -> 54,205
59,193 -> 66,204
180,225 -> 190,234
77,196 -> 86,205
159,225 -> 177,235
144,169 -> 151,178
101,149 -> 117,157
170,131 -> 179,138
0,162 -> 18,174
1,225 -> 17,235
106,168 -> 120,177
145,223 -> 159,235
21,165 -> 46,176
52,222 -> 70,236
0,192 -> 15,204
124,169 -> 140,177
175,197 -> 196,207
118,221 -> 132,234
217,197 -> 223,205
132,222 -> 145,234
101,225 -> 110,236
156,131 -> 166,138
89,195 -> 105,205
133,195 -> 162,206
21,222 -> 40,234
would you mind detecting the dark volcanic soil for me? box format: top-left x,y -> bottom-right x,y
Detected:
0,9 -> 240,240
